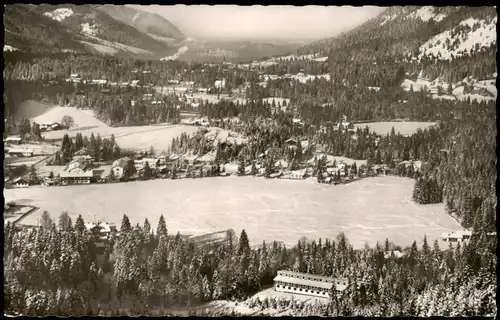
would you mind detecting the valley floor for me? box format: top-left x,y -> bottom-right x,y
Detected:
4,176 -> 461,249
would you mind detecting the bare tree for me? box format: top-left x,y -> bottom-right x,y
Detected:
61,115 -> 75,129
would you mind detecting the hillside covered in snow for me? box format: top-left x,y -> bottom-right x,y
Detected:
297,6 -> 496,85
3,4 -> 182,58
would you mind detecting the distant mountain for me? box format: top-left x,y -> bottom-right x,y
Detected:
4,4 -> 300,62
299,6 -> 496,63
95,5 -> 186,42
294,6 -> 496,86
168,40 -> 304,63
4,4 -> 87,54
4,4 -> 182,58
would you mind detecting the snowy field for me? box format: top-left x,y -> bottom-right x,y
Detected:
354,121 -> 436,136
5,176 -> 461,249
24,103 -> 198,152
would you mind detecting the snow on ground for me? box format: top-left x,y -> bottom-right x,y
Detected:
204,127 -> 248,147
115,125 -> 199,151
80,40 -> 119,54
4,156 -> 48,168
313,56 -> 328,62
474,80 -> 497,97
80,23 -> 98,36
457,94 -> 496,103
28,104 -> 198,151
242,54 -> 328,68
307,155 -> 366,167
431,94 -> 456,101
81,35 -> 152,55
401,78 -> 432,92
31,106 -> 106,130
262,97 -> 290,106
380,13 -> 397,26
252,288 -> 329,303
418,17 -> 496,60
5,176 -> 461,249
291,73 -> 331,83
4,45 -> 19,52
43,8 -> 74,22
160,45 -> 188,61
408,6 -> 446,22
353,121 -> 436,136
5,142 -> 59,156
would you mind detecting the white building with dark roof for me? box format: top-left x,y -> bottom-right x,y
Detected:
4,136 -> 22,144
273,270 -> 348,299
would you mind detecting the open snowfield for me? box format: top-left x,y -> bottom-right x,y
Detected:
41,123 -> 199,152
24,102 -> 198,151
418,16 -> 497,61
5,176 -> 461,249
354,121 -> 436,136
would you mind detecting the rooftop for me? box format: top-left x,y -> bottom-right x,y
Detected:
274,271 -> 348,291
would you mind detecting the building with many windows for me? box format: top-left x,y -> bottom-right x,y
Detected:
59,161 -> 94,185
273,270 -> 348,299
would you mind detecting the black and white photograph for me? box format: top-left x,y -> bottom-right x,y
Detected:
3,4 -> 497,317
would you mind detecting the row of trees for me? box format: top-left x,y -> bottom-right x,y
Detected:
55,133 -> 121,165
4,212 -> 496,316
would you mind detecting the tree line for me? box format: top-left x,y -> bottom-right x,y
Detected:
3,212 -> 496,316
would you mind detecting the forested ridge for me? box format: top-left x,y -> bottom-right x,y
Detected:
3,212 -> 497,316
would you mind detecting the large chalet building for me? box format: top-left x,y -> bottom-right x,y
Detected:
273,270 -> 348,299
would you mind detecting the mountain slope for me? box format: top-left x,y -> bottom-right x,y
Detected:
4,4 -> 87,54
299,6 -> 496,62
297,6 -> 496,83
95,5 -> 185,41
4,4 -> 182,58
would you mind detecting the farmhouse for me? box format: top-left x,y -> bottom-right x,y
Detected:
72,155 -> 94,164
111,157 -> 132,179
441,230 -> 497,243
214,79 -> 226,88
384,250 -> 404,259
41,122 -> 63,131
59,161 -> 94,185
4,136 -> 22,144
91,79 -> 108,85
273,271 -> 348,299
7,148 -> 34,157
12,177 -> 30,188
85,221 -> 117,240
134,158 -> 160,171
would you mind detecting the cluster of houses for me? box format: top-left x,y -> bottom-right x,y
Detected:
4,136 -> 35,157
110,154 -> 168,179
441,230 -> 497,243
39,122 -> 63,132
65,73 -> 146,89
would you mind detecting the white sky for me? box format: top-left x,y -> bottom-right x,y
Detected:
129,5 -> 386,41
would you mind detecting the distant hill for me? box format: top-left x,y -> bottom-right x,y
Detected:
299,6 -> 496,61
170,40 -> 304,63
297,6 -> 496,83
95,5 -> 186,41
4,4 -> 182,58
4,4 -> 87,54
